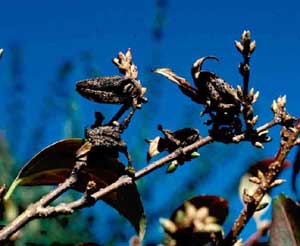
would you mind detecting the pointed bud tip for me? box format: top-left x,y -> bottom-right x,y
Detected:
166,161 -> 178,173
190,151 -> 200,158
255,202 -> 269,212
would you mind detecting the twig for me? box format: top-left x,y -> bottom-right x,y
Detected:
0,116 -> 282,242
223,119 -> 300,245
0,136 -> 213,242
0,155 -> 87,242
235,30 -> 257,132
232,118 -> 279,143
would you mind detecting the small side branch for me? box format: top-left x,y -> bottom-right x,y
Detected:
0,115 -> 283,242
0,155 -> 87,242
224,119 -> 300,245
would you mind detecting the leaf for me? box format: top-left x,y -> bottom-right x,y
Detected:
170,195 -> 228,225
146,127 -> 200,163
292,146 -> 300,195
153,68 -> 202,104
6,139 -> 145,238
270,194 -> 300,246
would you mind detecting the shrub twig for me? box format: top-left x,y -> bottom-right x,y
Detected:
223,119 -> 300,245
0,116 -> 282,242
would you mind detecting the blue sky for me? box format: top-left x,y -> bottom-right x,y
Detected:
0,0 -> 299,244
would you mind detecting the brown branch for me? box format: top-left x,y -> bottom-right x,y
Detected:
232,118 -> 279,143
0,135 -> 213,242
223,119 -> 300,245
0,116 -> 282,242
0,155 -> 87,242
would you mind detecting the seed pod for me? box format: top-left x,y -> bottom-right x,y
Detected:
76,76 -> 147,105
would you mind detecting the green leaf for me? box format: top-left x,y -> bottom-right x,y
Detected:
6,138 -> 145,238
270,194 -> 300,246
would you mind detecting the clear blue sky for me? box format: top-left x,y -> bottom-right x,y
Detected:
0,0 -> 299,244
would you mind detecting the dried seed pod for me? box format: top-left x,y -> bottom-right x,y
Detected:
191,56 -> 241,113
76,49 -> 147,108
76,76 -> 147,106
154,56 -> 241,114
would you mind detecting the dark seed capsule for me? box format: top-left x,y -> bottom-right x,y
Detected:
76,76 -> 143,104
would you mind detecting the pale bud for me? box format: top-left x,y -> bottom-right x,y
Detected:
277,95 -> 286,108
236,85 -> 243,99
234,40 -> 244,53
252,115 -> 259,125
254,141 -> 264,149
159,218 -> 177,233
271,100 -> 278,113
249,176 -> 261,184
249,88 -> 254,97
250,40 -> 256,54
190,151 -> 200,158
255,202 -> 269,212
252,91 -> 260,103
258,129 -> 269,137
270,179 -> 286,188
166,160 -> 178,173
257,169 -> 265,180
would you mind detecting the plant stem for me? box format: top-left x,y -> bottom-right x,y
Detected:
0,156 -> 87,242
0,116 -> 282,242
224,120 -> 300,245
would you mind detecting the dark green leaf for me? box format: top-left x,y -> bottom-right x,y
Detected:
270,194 -> 300,246
6,138 -> 145,238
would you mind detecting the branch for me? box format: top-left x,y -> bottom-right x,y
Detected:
223,119 -> 300,245
0,115 -> 282,242
232,118 -> 279,143
0,136 -> 213,242
235,30 -> 258,132
0,155 -> 87,242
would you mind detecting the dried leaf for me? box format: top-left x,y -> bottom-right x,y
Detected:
146,127 -> 200,163
270,194 -> 300,246
153,68 -> 203,104
6,138 -> 145,238
146,136 -> 165,162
